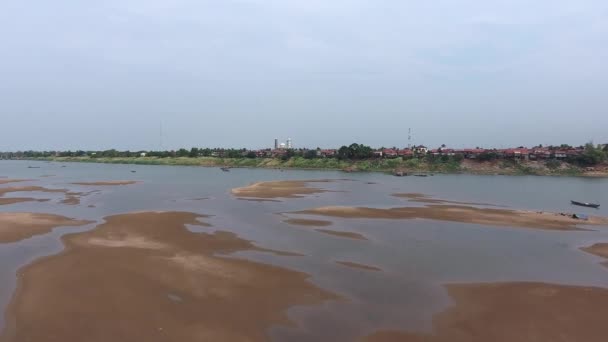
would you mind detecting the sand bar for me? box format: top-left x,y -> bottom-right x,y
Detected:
392,193 -> 500,206
0,186 -> 68,197
364,282 -> 608,342
284,218 -> 333,226
295,205 -> 608,231
581,243 -> 608,267
335,261 -> 382,271
231,179 -> 332,199
71,180 -> 139,186
0,198 -> 50,206
1,211 -> 338,342
0,186 -> 90,206
0,179 -> 32,185
0,212 -> 91,243
315,229 -> 368,240
582,243 -> 608,259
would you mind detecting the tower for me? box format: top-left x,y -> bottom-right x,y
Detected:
274,138 -> 278,149
286,138 -> 292,149
408,128 -> 412,149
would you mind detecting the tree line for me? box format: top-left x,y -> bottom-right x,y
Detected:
2,143 -> 607,166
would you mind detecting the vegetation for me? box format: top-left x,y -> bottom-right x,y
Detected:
567,143 -> 607,167
2,141 -> 607,177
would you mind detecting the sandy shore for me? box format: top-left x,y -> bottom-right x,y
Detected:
71,180 -> 139,186
1,211 -> 338,342
231,179 -> 332,199
365,282 -> 608,342
0,213 -> 91,243
295,205 -> 608,231
336,261 -> 382,271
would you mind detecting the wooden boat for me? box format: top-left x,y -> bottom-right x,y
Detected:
220,167 -> 230,172
571,200 -> 600,209
414,174 -> 428,177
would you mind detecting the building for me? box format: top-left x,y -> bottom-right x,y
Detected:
274,139 -> 278,149
286,138 -> 292,149
413,145 -> 428,155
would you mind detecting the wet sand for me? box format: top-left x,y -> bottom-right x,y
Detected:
231,180 -> 332,199
0,213 -> 91,243
315,229 -> 368,240
392,193 -> 500,206
295,205 -> 608,231
284,218 -> 333,227
71,180 -> 139,186
336,261 -> 382,271
1,211 -> 338,342
364,282 -> 608,342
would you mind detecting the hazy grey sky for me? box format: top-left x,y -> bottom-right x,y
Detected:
1,0 -> 607,151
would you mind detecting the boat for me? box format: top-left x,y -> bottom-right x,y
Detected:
414,174 -> 428,177
571,200 -> 600,209
220,167 -> 230,172
393,171 -> 407,177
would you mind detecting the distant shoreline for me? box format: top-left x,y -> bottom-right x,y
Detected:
14,156 -> 608,178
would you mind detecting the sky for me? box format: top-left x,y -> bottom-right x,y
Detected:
1,0 -> 607,151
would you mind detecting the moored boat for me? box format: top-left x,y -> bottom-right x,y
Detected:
571,200 -> 600,209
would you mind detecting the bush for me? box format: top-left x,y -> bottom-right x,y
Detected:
545,159 -> 561,170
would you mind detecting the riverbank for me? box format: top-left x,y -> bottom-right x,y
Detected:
23,156 -> 608,177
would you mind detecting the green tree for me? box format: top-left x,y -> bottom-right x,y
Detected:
303,149 -> 318,159
176,148 -> 189,157
189,148 -> 200,158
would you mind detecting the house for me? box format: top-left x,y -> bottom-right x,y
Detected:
456,149 -> 486,159
319,149 -> 337,157
413,145 -> 428,155
529,148 -> 550,160
504,148 -> 529,160
373,150 -> 383,158
382,149 -> 398,158
398,149 -> 414,158
271,149 -> 287,158
552,150 -> 568,159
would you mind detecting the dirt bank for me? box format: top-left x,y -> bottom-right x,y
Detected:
1,211 -> 338,342
364,282 -> 608,342
294,205 -> 608,231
